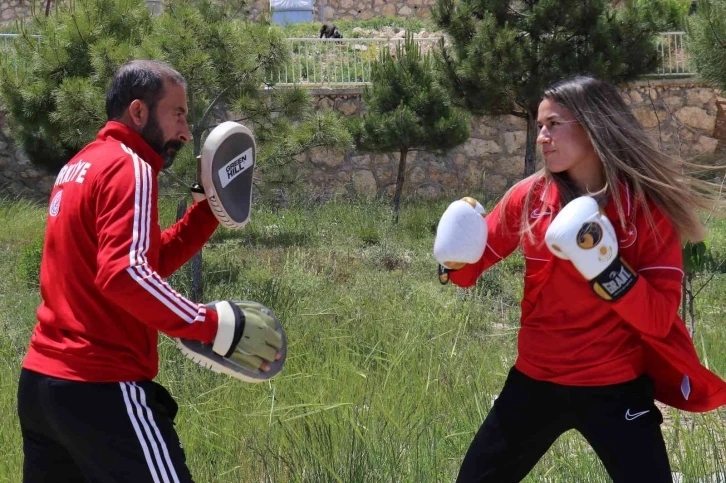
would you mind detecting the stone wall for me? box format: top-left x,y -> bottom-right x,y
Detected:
319,0 -> 435,22
0,110 -> 55,201
1,80 -> 724,201
0,0 -> 35,23
296,80 -> 726,200
301,90 -> 528,198
626,80 -> 725,158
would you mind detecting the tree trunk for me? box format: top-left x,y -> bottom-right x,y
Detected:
193,132 -> 202,159
524,106 -> 539,178
392,148 -> 408,224
191,251 -> 204,303
176,191 -> 204,302
190,131 -> 204,302
176,198 -> 187,224
681,275 -> 687,323
686,273 -> 695,340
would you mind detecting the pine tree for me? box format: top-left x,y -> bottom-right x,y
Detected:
350,32 -> 470,223
433,0 -> 675,177
138,0 -> 352,188
0,0 -> 352,180
0,0 -> 154,172
687,0 -> 726,92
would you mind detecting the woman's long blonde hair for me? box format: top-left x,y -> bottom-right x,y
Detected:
504,76 -> 725,244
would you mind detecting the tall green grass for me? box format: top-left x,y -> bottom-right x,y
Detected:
1,196 -> 725,482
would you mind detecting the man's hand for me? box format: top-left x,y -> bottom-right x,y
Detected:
545,196 -> 637,301
210,300 -> 283,372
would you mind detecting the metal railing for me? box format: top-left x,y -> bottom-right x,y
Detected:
654,31 -> 691,76
146,0 -> 164,16
1,33 -> 23,50
1,32 -> 696,83
1,33 -> 40,74
271,37 -> 442,86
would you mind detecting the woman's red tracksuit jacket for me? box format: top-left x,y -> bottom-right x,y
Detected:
449,175 -> 726,413
22,122 -> 220,383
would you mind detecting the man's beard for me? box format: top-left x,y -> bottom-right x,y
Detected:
141,111 -> 184,169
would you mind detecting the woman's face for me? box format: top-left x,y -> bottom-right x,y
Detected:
536,98 -> 600,177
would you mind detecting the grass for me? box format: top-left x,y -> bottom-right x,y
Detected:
1,194 -> 725,482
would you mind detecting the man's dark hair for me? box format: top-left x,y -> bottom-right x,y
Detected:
106,60 -> 186,121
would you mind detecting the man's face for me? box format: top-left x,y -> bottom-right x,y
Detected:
141,81 -> 191,168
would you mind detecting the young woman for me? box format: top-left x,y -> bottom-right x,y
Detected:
434,76 -> 726,482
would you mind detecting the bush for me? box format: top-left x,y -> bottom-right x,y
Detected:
17,236 -> 43,288
0,0 -> 153,173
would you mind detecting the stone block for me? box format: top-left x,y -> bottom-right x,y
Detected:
501,156 -> 524,177
416,185 -> 440,198
318,97 -> 334,110
440,172 -> 457,187
350,154 -> 371,168
502,115 -> 527,129
373,153 -> 393,166
663,96 -> 684,109
336,99 -> 358,116
408,166 -> 425,184
463,139 -> 502,157
40,175 -> 56,194
483,174 -> 508,194
472,120 -> 497,137
687,88 -> 715,106
463,164 -> 483,188
694,136 -> 719,154
676,107 -> 717,132
310,147 -> 345,168
503,131 -> 526,154
381,4 -> 396,15
631,106 -> 660,129
453,154 -> 468,166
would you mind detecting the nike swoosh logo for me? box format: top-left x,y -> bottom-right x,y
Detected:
625,409 -> 650,420
531,208 -> 553,218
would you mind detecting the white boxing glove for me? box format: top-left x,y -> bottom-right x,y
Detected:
545,196 -> 637,301
433,197 -> 488,275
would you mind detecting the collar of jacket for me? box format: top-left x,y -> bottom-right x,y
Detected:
96,121 -> 165,173
539,176 -> 634,222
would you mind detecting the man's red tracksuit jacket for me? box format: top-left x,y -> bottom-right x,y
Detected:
23,121 -> 220,383
449,175 -> 726,413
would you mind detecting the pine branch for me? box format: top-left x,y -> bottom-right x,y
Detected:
707,13 -> 726,50
70,14 -> 86,45
196,69 -> 254,134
